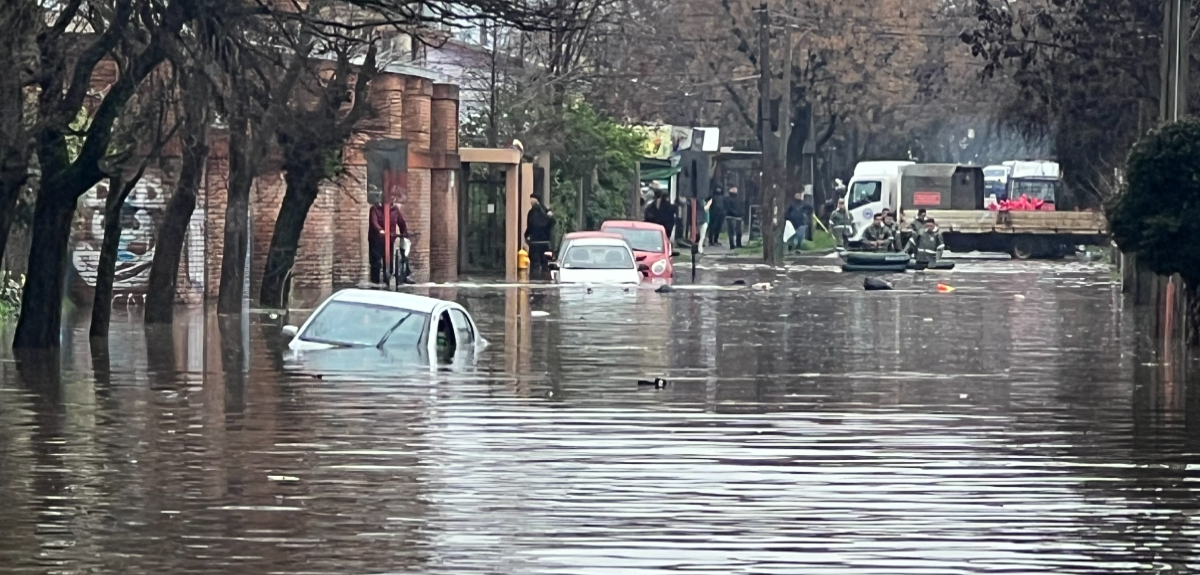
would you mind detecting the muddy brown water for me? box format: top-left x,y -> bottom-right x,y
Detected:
2,259 -> 1198,574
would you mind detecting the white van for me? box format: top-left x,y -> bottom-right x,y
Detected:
842,160 -> 914,243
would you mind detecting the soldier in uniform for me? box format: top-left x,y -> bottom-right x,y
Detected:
907,217 -> 945,268
829,198 -> 854,249
862,213 -> 894,252
908,209 -> 929,237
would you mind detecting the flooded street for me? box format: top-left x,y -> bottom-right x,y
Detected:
3,260 -> 1199,574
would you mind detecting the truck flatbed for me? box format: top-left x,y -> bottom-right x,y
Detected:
926,210 -> 1107,235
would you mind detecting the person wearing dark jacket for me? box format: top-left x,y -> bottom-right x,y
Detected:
785,192 -> 814,251
644,188 -> 676,238
525,195 -> 556,277
725,186 -> 744,249
707,188 -> 726,246
906,218 -> 945,267
369,198 -> 407,284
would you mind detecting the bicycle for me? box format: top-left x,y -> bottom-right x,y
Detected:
391,233 -> 414,287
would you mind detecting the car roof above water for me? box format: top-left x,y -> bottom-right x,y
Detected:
326,288 -> 445,314
564,237 -> 632,248
562,231 -> 625,241
601,220 -> 665,231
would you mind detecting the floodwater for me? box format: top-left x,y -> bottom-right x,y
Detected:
2,259 -> 1199,574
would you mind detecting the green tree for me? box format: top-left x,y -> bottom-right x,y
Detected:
1109,119 -> 1200,343
551,101 -> 645,234
961,0 -> 1165,207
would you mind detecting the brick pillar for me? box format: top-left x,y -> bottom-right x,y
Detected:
429,83 -> 459,282
402,77 -> 431,148
203,134 -> 230,299
372,74 -> 405,140
406,168 -> 432,283
403,77 -> 433,283
429,170 -> 457,282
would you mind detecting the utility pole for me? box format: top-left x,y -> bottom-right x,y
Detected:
757,2 -> 777,262
772,8 -> 793,267
1160,0 -> 1190,123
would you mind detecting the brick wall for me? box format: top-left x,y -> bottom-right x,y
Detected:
332,164 -> 369,287
197,70 -> 457,300
406,168 -> 432,283
204,136 -> 229,300
249,171 -> 284,297
66,156 -> 207,305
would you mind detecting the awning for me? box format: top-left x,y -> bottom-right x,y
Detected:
640,164 -> 681,181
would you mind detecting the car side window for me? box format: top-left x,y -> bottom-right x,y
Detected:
448,309 -> 474,345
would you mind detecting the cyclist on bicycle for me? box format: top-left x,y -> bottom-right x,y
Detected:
369,196 -> 407,285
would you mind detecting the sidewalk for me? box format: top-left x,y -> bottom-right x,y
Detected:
683,232 -> 836,262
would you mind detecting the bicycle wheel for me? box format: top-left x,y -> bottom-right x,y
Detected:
391,246 -> 402,287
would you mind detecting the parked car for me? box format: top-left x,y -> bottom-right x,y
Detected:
282,289 -> 484,370
555,231 -> 625,260
550,236 -> 644,285
600,220 -> 678,282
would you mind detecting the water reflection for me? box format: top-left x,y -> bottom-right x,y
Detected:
0,261 -> 1199,573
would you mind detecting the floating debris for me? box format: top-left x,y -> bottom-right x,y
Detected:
864,277 -> 893,291
636,378 -> 668,390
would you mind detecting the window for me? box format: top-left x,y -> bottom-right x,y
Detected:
847,181 -> 882,210
603,227 -> 665,253
435,311 -> 457,361
449,309 -> 475,345
561,245 -> 635,270
1010,180 -> 1057,202
301,301 -> 427,348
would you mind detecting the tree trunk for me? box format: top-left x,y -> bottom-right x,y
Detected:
217,118 -> 253,315
89,177 -> 131,339
12,194 -> 75,349
0,22 -> 32,268
145,125 -> 208,324
259,170 -> 320,309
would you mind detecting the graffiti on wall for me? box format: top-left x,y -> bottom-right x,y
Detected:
70,169 -> 206,300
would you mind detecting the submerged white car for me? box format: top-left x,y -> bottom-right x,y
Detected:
550,235 -> 644,285
283,289 -> 484,369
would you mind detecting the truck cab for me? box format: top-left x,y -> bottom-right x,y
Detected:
983,165 -> 1010,201
842,160 -> 914,243
1006,160 -> 1061,209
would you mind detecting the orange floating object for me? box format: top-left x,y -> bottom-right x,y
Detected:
936,283 -> 956,293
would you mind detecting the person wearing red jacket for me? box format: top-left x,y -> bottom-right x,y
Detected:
369,197 -> 407,284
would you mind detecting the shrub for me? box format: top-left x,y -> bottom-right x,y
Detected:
0,271 -> 22,318
1108,118 -> 1200,286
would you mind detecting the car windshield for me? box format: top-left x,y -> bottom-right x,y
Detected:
604,227 -> 664,253
561,245 -> 635,269
984,168 -> 1008,179
300,301 -> 428,347
1011,179 -> 1057,202
847,181 -> 881,210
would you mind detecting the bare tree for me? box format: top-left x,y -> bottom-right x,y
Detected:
89,71 -> 180,338
145,66 -> 212,324
14,0 -> 197,350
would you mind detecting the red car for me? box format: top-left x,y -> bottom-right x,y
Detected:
600,220 -> 678,282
